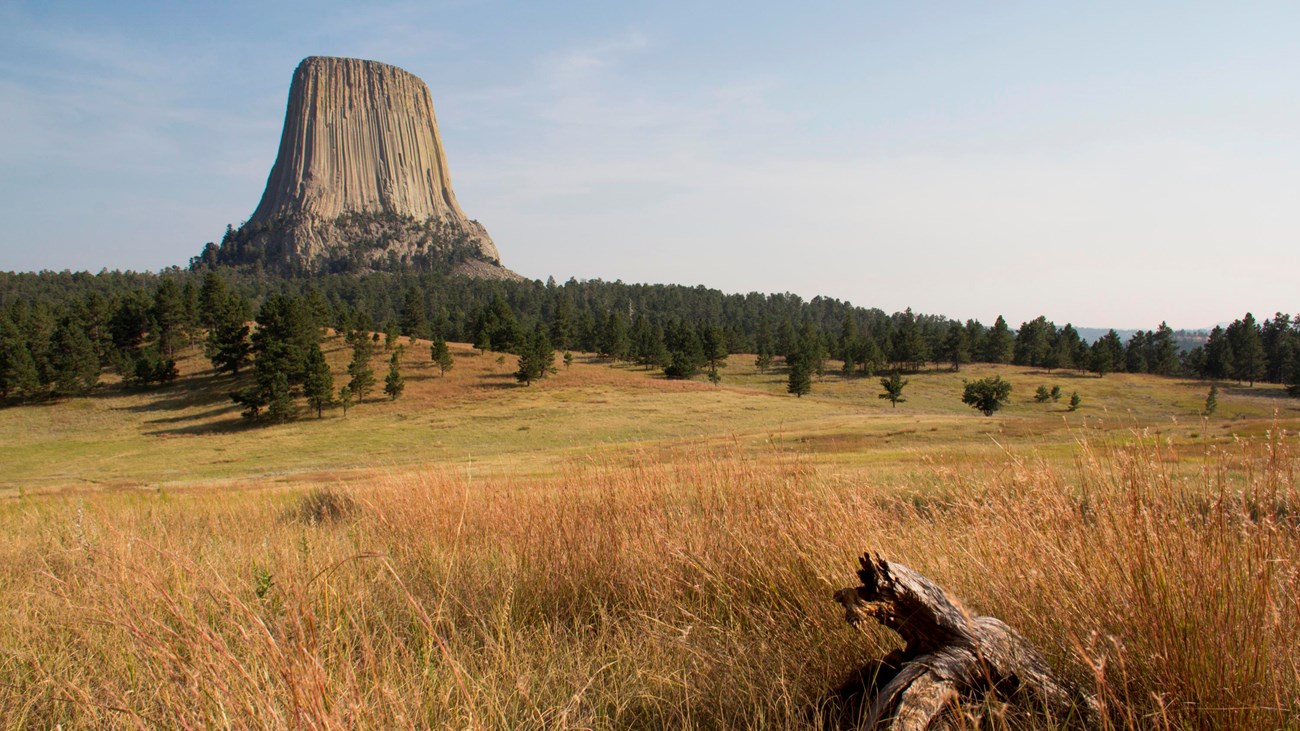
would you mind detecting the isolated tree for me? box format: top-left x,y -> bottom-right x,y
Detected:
338,385 -> 353,417
1068,392 -> 1082,411
430,338 -> 454,376
878,372 -> 908,408
962,376 -> 1012,416
1203,385 -> 1218,416
563,351 -> 573,369
1034,385 -> 1051,403
347,337 -> 377,401
384,350 -> 405,400
302,344 -> 334,418
1050,384 -> 1061,402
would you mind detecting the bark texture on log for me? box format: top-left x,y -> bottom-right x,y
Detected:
830,553 -> 1099,730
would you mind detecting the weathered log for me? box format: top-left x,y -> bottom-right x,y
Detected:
831,552 -> 1099,730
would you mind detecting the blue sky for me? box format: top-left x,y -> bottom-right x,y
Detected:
1,1 -> 1297,329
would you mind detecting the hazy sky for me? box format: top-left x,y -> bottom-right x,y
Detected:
1,1 -> 1296,329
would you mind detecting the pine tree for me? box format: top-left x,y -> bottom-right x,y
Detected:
1034,385 -> 1051,403
787,353 -> 812,397
384,350 -> 405,400
399,288 -> 428,339
984,316 -> 1014,364
152,278 -> 187,358
50,316 -> 100,396
264,370 -> 295,423
563,351 -> 574,369
347,337 -> 377,401
962,376 -> 1012,416
1227,313 -> 1266,387
1203,385 -> 1218,416
338,385 -> 353,417
702,325 -> 728,379
206,293 -> 251,376
0,315 -> 40,399
515,323 -> 554,385
302,344 -> 334,417
383,321 -> 399,351
1204,325 -> 1234,381
1050,385 -> 1062,402
1068,392 -> 1082,411
430,338 -> 454,376
943,322 -> 970,372
878,372 -> 908,407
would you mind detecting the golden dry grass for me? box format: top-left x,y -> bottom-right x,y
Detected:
1,432 -> 1296,728
1,342 -> 1298,728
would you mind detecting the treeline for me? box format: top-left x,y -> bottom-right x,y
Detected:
2,268 -> 1298,405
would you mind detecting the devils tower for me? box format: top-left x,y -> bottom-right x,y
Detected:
201,56 -> 512,277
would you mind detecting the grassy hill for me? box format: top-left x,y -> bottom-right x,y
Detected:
1,333 -> 1294,495
1,338 -> 1297,728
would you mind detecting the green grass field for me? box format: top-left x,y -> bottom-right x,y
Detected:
1,339 -> 1298,729
1,334 -> 1294,494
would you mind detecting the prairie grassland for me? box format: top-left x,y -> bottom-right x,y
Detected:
1,431 -> 1297,728
1,342 -> 1298,728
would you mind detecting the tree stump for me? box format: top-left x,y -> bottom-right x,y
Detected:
830,552 -> 1099,730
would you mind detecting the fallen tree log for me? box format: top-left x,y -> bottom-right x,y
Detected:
830,552 -> 1099,730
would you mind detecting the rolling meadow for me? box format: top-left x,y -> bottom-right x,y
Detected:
1,337 -> 1297,729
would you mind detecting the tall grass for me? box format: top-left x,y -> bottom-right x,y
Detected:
0,432 -> 1296,729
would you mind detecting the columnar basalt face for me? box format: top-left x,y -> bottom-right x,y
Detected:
219,56 -> 506,276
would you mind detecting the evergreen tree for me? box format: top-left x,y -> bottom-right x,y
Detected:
755,317 -> 774,373
1203,325 -> 1233,381
878,372 -> 908,407
983,316 -> 1014,364
430,338 -> 454,376
347,336 -> 377,401
515,322 -> 554,385
1068,392 -> 1082,411
1050,385 -> 1061,402
1013,316 -> 1054,367
787,353 -> 812,397
152,278 -> 187,358
264,370 -> 295,423
302,344 -> 334,417
338,385 -> 353,417
384,349 -> 405,400
563,351 -> 574,369
701,325 -> 728,380
962,376 -> 1012,416
942,321 -> 971,372
890,308 -> 929,371
1203,385 -> 1218,416
399,288 -> 428,339
49,316 -> 100,395
206,294 -> 252,376
0,315 -> 40,399
1150,322 -> 1179,376
1089,330 -> 1124,377
1034,385 -> 1051,403
383,320 -> 399,351
598,310 -> 631,362
1227,313 -> 1266,386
